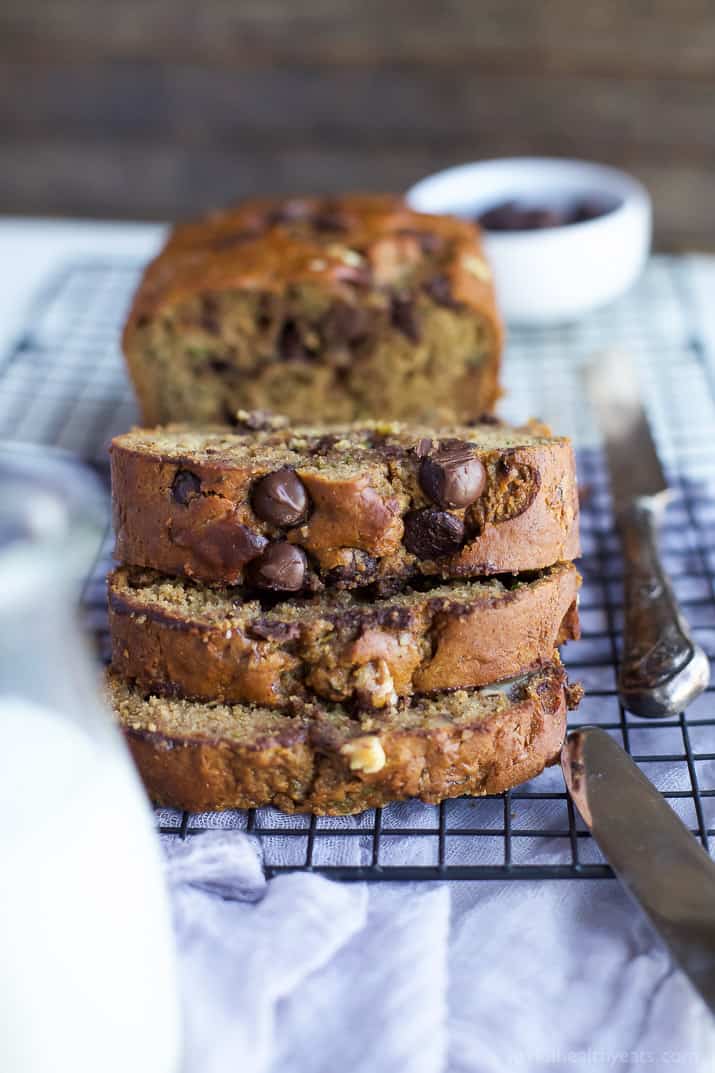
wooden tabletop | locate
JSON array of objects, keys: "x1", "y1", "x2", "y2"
[{"x1": 2, "y1": 0, "x2": 715, "y2": 248}]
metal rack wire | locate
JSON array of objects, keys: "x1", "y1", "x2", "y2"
[{"x1": 4, "y1": 256, "x2": 715, "y2": 880}]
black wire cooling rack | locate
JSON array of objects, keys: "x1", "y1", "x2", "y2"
[{"x1": 4, "y1": 256, "x2": 715, "y2": 881}]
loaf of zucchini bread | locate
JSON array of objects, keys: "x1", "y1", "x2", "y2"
[
  {"x1": 108, "y1": 659, "x2": 581, "y2": 814},
  {"x1": 121, "y1": 195, "x2": 502, "y2": 426},
  {"x1": 110, "y1": 416, "x2": 579, "y2": 593}
]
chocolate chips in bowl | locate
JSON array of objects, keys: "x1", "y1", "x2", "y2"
[{"x1": 478, "y1": 196, "x2": 620, "y2": 233}]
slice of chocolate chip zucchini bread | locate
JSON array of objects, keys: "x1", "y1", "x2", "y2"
[
  {"x1": 108, "y1": 562, "x2": 580, "y2": 707},
  {"x1": 110, "y1": 417, "x2": 580, "y2": 592},
  {"x1": 121, "y1": 194, "x2": 502, "y2": 426},
  {"x1": 108, "y1": 659, "x2": 581, "y2": 814}
]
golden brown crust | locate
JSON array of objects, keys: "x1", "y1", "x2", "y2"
[
  {"x1": 110, "y1": 661, "x2": 573, "y2": 814},
  {"x1": 124, "y1": 196, "x2": 500, "y2": 330},
  {"x1": 110, "y1": 420, "x2": 580, "y2": 589},
  {"x1": 108, "y1": 563, "x2": 581, "y2": 707},
  {"x1": 121, "y1": 194, "x2": 503, "y2": 426}
]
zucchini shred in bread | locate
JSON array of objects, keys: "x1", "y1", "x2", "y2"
[
  {"x1": 110, "y1": 416, "x2": 579, "y2": 594},
  {"x1": 109, "y1": 660, "x2": 582, "y2": 815},
  {"x1": 121, "y1": 195, "x2": 502, "y2": 426},
  {"x1": 109, "y1": 562, "x2": 580, "y2": 707}
]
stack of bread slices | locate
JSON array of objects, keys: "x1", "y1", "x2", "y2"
[
  {"x1": 107, "y1": 416, "x2": 582, "y2": 815},
  {"x1": 106, "y1": 195, "x2": 582, "y2": 815}
]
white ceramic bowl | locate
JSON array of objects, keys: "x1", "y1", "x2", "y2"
[{"x1": 407, "y1": 157, "x2": 652, "y2": 324}]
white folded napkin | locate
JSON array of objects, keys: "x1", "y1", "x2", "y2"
[{"x1": 164, "y1": 831, "x2": 715, "y2": 1073}]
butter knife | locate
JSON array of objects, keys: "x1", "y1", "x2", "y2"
[
  {"x1": 562, "y1": 727, "x2": 715, "y2": 1014},
  {"x1": 585, "y1": 350, "x2": 709, "y2": 717}
]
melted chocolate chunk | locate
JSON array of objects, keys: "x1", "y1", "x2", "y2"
[
  {"x1": 247, "y1": 542, "x2": 307, "y2": 591},
  {"x1": 172, "y1": 517, "x2": 268, "y2": 573},
  {"x1": 125, "y1": 568, "x2": 159, "y2": 589},
  {"x1": 306, "y1": 433, "x2": 342, "y2": 456},
  {"x1": 422, "y1": 274, "x2": 459, "y2": 309},
  {"x1": 390, "y1": 296, "x2": 421, "y2": 342},
  {"x1": 256, "y1": 292, "x2": 281, "y2": 331},
  {"x1": 171, "y1": 470, "x2": 202, "y2": 506},
  {"x1": 266, "y1": 201, "x2": 311, "y2": 227},
  {"x1": 322, "y1": 301, "x2": 372, "y2": 345},
  {"x1": 312, "y1": 207, "x2": 348, "y2": 233},
  {"x1": 209, "y1": 228, "x2": 262, "y2": 251},
  {"x1": 324, "y1": 549, "x2": 379, "y2": 589},
  {"x1": 403, "y1": 508, "x2": 465, "y2": 559},
  {"x1": 200, "y1": 295, "x2": 221, "y2": 335},
  {"x1": 247, "y1": 618, "x2": 302, "y2": 642},
  {"x1": 209, "y1": 358, "x2": 231, "y2": 374},
  {"x1": 468, "y1": 413, "x2": 503, "y2": 427},
  {"x1": 251, "y1": 468, "x2": 309, "y2": 527},
  {"x1": 418, "y1": 441, "x2": 486, "y2": 509},
  {"x1": 278, "y1": 321, "x2": 310, "y2": 361}
]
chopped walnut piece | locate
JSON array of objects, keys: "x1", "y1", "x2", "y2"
[
  {"x1": 340, "y1": 735, "x2": 387, "y2": 774},
  {"x1": 462, "y1": 254, "x2": 492, "y2": 282},
  {"x1": 352, "y1": 659, "x2": 398, "y2": 709}
]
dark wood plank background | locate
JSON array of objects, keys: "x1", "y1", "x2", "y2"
[{"x1": 2, "y1": 0, "x2": 715, "y2": 248}]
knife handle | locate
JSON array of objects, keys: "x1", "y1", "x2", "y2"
[{"x1": 618, "y1": 495, "x2": 709, "y2": 717}]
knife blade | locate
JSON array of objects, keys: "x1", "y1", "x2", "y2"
[
  {"x1": 586, "y1": 348, "x2": 668, "y2": 508},
  {"x1": 584, "y1": 350, "x2": 709, "y2": 716},
  {"x1": 562, "y1": 727, "x2": 715, "y2": 1015}
]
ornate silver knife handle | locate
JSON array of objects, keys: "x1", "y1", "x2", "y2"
[{"x1": 618, "y1": 494, "x2": 709, "y2": 717}]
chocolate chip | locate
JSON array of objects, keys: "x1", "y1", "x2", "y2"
[
  {"x1": 278, "y1": 320, "x2": 309, "y2": 360},
  {"x1": 422, "y1": 274, "x2": 459, "y2": 308},
  {"x1": 312, "y1": 208, "x2": 348, "y2": 233},
  {"x1": 321, "y1": 301, "x2": 372, "y2": 345},
  {"x1": 525, "y1": 208, "x2": 563, "y2": 229},
  {"x1": 210, "y1": 228, "x2": 261, "y2": 251},
  {"x1": 209, "y1": 358, "x2": 231, "y2": 374},
  {"x1": 256, "y1": 292, "x2": 281, "y2": 331},
  {"x1": 125, "y1": 568, "x2": 158, "y2": 589},
  {"x1": 570, "y1": 198, "x2": 615, "y2": 223},
  {"x1": 251, "y1": 468, "x2": 309, "y2": 527},
  {"x1": 403, "y1": 509, "x2": 465, "y2": 559},
  {"x1": 223, "y1": 404, "x2": 243, "y2": 426},
  {"x1": 200, "y1": 295, "x2": 221, "y2": 335},
  {"x1": 266, "y1": 201, "x2": 311, "y2": 227},
  {"x1": 307, "y1": 433, "x2": 341, "y2": 455},
  {"x1": 418, "y1": 441, "x2": 486, "y2": 509},
  {"x1": 479, "y1": 201, "x2": 565, "y2": 232},
  {"x1": 468, "y1": 412, "x2": 502, "y2": 426},
  {"x1": 390, "y1": 295, "x2": 421, "y2": 342},
  {"x1": 324, "y1": 549, "x2": 379, "y2": 588},
  {"x1": 247, "y1": 619, "x2": 302, "y2": 642},
  {"x1": 478, "y1": 202, "x2": 525, "y2": 231},
  {"x1": 171, "y1": 470, "x2": 202, "y2": 506},
  {"x1": 247, "y1": 542, "x2": 307, "y2": 591}
]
